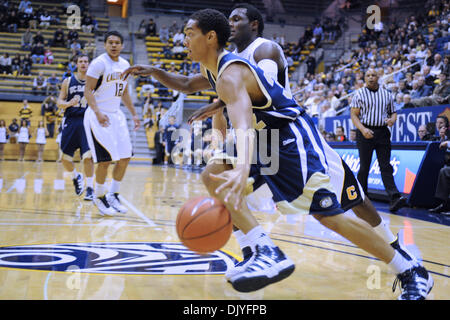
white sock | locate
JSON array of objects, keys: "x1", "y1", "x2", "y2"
[
  {"x1": 245, "y1": 225, "x2": 275, "y2": 248},
  {"x1": 95, "y1": 183, "x2": 105, "y2": 197},
  {"x1": 234, "y1": 230, "x2": 251, "y2": 251},
  {"x1": 109, "y1": 179, "x2": 121, "y2": 194},
  {"x1": 388, "y1": 251, "x2": 413, "y2": 274},
  {"x1": 71, "y1": 169, "x2": 78, "y2": 179},
  {"x1": 374, "y1": 220, "x2": 397, "y2": 244},
  {"x1": 86, "y1": 176, "x2": 94, "y2": 188}
]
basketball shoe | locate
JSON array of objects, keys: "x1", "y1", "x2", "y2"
[
  {"x1": 106, "y1": 192, "x2": 128, "y2": 213},
  {"x1": 225, "y1": 246, "x2": 253, "y2": 281},
  {"x1": 229, "y1": 245, "x2": 295, "y2": 292},
  {"x1": 72, "y1": 173, "x2": 84, "y2": 196},
  {"x1": 392, "y1": 265, "x2": 434, "y2": 300},
  {"x1": 84, "y1": 187, "x2": 94, "y2": 201},
  {"x1": 390, "y1": 233, "x2": 421, "y2": 266},
  {"x1": 94, "y1": 195, "x2": 116, "y2": 216}
]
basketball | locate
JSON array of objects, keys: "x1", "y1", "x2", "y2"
[{"x1": 176, "y1": 196, "x2": 232, "y2": 254}]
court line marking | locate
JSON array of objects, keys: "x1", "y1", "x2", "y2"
[
  {"x1": 5, "y1": 172, "x2": 29, "y2": 193},
  {"x1": 118, "y1": 195, "x2": 157, "y2": 227},
  {"x1": 44, "y1": 272, "x2": 52, "y2": 300}
]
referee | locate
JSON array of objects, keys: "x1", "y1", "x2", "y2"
[{"x1": 350, "y1": 68, "x2": 407, "y2": 212}]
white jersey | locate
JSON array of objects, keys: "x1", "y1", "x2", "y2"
[
  {"x1": 232, "y1": 37, "x2": 291, "y2": 96},
  {"x1": 0, "y1": 127, "x2": 6, "y2": 143},
  {"x1": 36, "y1": 127, "x2": 46, "y2": 144},
  {"x1": 86, "y1": 53, "x2": 130, "y2": 113}
]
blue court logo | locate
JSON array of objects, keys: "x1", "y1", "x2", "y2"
[{"x1": 0, "y1": 242, "x2": 238, "y2": 275}]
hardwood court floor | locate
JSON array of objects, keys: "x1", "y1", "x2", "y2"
[{"x1": 0, "y1": 161, "x2": 448, "y2": 300}]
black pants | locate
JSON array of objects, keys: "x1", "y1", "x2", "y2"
[
  {"x1": 356, "y1": 126, "x2": 401, "y2": 201},
  {"x1": 435, "y1": 166, "x2": 450, "y2": 202}
]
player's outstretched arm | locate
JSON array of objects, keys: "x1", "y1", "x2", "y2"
[
  {"x1": 187, "y1": 99, "x2": 225, "y2": 124},
  {"x1": 121, "y1": 64, "x2": 211, "y2": 94}
]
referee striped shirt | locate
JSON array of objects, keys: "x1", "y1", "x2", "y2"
[{"x1": 350, "y1": 86, "x2": 396, "y2": 127}]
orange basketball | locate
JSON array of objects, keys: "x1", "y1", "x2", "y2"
[{"x1": 176, "y1": 196, "x2": 232, "y2": 254}]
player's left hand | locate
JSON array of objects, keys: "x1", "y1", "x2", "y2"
[
  {"x1": 209, "y1": 167, "x2": 249, "y2": 211},
  {"x1": 132, "y1": 115, "x2": 141, "y2": 130}
]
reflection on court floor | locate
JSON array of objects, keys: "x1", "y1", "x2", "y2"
[{"x1": 0, "y1": 161, "x2": 448, "y2": 300}]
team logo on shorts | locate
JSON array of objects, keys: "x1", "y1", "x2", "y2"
[
  {"x1": 0, "y1": 242, "x2": 237, "y2": 275},
  {"x1": 319, "y1": 196, "x2": 333, "y2": 208}
]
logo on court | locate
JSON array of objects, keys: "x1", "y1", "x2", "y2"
[{"x1": 0, "y1": 242, "x2": 237, "y2": 275}]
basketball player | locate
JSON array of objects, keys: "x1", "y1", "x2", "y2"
[
  {"x1": 187, "y1": 3, "x2": 420, "y2": 282},
  {"x1": 56, "y1": 54, "x2": 95, "y2": 200},
  {"x1": 83, "y1": 31, "x2": 140, "y2": 216},
  {"x1": 122, "y1": 9, "x2": 433, "y2": 299}
]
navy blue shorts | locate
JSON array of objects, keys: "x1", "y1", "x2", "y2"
[{"x1": 60, "y1": 117, "x2": 90, "y2": 158}]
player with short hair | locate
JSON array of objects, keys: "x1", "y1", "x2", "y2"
[
  {"x1": 122, "y1": 9, "x2": 433, "y2": 299},
  {"x1": 83, "y1": 31, "x2": 140, "y2": 216},
  {"x1": 57, "y1": 54, "x2": 95, "y2": 200}
]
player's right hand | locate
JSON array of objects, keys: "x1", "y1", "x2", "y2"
[
  {"x1": 362, "y1": 127, "x2": 374, "y2": 139},
  {"x1": 95, "y1": 111, "x2": 110, "y2": 127},
  {"x1": 69, "y1": 96, "x2": 80, "y2": 106},
  {"x1": 121, "y1": 65, "x2": 153, "y2": 81}
]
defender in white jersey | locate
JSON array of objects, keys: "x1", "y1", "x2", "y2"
[{"x1": 84, "y1": 31, "x2": 140, "y2": 216}]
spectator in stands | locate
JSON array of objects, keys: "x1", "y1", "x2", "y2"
[
  {"x1": 306, "y1": 55, "x2": 316, "y2": 75},
  {"x1": 428, "y1": 139, "x2": 450, "y2": 214},
  {"x1": 430, "y1": 53, "x2": 444, "y2": 77},
  {"x1": 394, "y1": 93, "x2": 404, "y2": 110},
  {"x1": 31, "y1": 42, "x2": 45, "y2": 64},
  {"x1": 0, "y1": 13, "x2": 7, "y2": 32},
  {"x1": 83, "y1": 40, "x2": 96, "y2": 60},
  {"x1": 44, "y1": 46, "x2": 53, "y2": 65},
  {"x1": 153, "y1": 127, "x2": 165, "y2": 165},
  {"x1": 11, "y1": 53, "x2": 21, "y2": 76},
  {"x1": 415, "y1": 76, "x2": 433, "y2": 98},
  {"x1": 33, "y1": 31, "x2": 45, "y2": 46},
  {"x1": 180, "y1": 57, "x2": 191, "y2": 75},
  {"x1": 436, "y1": 115, "x2": 449, "y2": 133},
  {"x1": 162, "y1": 44, "x2": 172, "y2": 59},
  {"x1": 67, "y1": 59, "x2": 77, "y2": 74},
  {"x1": 325, "y1": 132, "x2": 336, "y2": 142},
  {"x1": 0, "y1": 53, "x2": 12, "y2": 75},
  {"x1": 443, "y1": 55, "x2": 450, "y2": 76},
  {"x1": 39, "y1": 10, "x2": 51, "y2": 29},
  {"x1": 46, "y1": 73, "x2": 60, "y2": 96},
  {"x1": 173, "y1": 28, "x2": 184, "y2": 45},
  {"x1": 159, "y1": 25, "x2": 169, "y2": 43},
  {"x1": 41, "y1": 95, "x2": 57, "y2": 138},
  {"x1": 402, "y1": 94, "x2": 415, "y2": 109},
  {"x1": 412, "y1": 72, "x2": 450, "y2": 107},
  {"x1": 169, "y1": 20, "x2": 179, "y2": 37},
  {"x1": 70, "y1": 40, "x2": 82, "y2": 55},
  {"x1": 137, "y1": 19, "x2": 147, "y2": 39},
  {"x1": 146, "y1": 18, "x2": 157, "y2": 37},
  {"x1": 17, "y1": 119, "x2": 30, "y2": 161},
  {"x1": 18, "y1": 1, "x2": 31, "y2": 12},
  {"x1": 172, "y1": 40, "x2": 185, "y2": 60},
  {"x1": 349, "y1": 128, "x2": 357, "y2": 142},
  {"x1": 20, "y1": 53, "x2": 32, "y2": 76},
  {"x1": 8, "y1": 118, "x2": 19, "y2": 144},
  {"x1": 32, "y1": 71, "x2": 47, "y2": 95},
  {"x1": 52, "y1": 28, "x2": 65, "y2": 47},
  {"x1": 81, "y1": 13, "x2": 94, "y2": 34},
  {"x1": 27, "y1": 5, "x2": 37, "y2": 30},
  {"x1": 67, "y1": 29, "x2": 79, "y2": 48},
  {"x1": 19, "y1": 100, "x2": 32, "y2": 127},
  {"x1": 18, "y1": 6, "x2": 29, "y2": 29},
  {"x1": 61, "y1": 68, "x2": 72, "y2": 82},
  {"x1": 143, "y1": 107, "x2": 154, "y2": 130},
  {"x1": 335, "y1": 126, "x2": 347, "y2": 142},
  {"x1": 21, "y1": 27, "x2": 33, "y2": 51},
  {"x1": 7, "y1": 10, "x2": 18, "y2": 33},
  {"x1": 439, "y1": 125, "x2": 450, "y2": 142},
  {"x1": 417, "y1": 124, "x2": 429, "y2": 141}
]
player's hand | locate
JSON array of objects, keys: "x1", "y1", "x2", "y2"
[
  {"x1": 362, "y1": 127, "x2": 374, "y2": 139},
  {"x1": 69, "y1": 96, "x2": 80, "y2": 107},
  {"x1": 440, "y1": 141, "x2": 449, "y2": 149},
  {"x1": 132, "y1": 115, "x2": 141, "y2": 130},
  {"x1": 210, "y1": 166, "x2": 249, "y2": 211},
  {"x1": 187, "y1": 100, "x2": 225, "y2": 125},
  {"x1": 95, "y1": 111, "x2": 110, "y2": 127},
  {"x1": 121, "y1": 65, "x2": 153, "y2": 81}
]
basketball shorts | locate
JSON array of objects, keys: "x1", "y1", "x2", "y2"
[
  {"x1": 208, "y1": 113, "x2": 364, "y2": 216},
  {"x1": 83, "y1": 108, "x2": 132, "y2": 163},
  {"x1": 60, "y1": 117, "x2": 91, "y2": 160}
]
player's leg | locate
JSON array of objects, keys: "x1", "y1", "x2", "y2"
[
  {"x1": 312, "y1": 212, "x2": 433, "y2": 299},
  {"x1": 82, "y1": 154, "x2": 94, "y2": 201},
  {"x1": 105, "y1": 157, "x2": 130, "y2": 213},
  {"x1": 201, "y1": 161, "x2": 295, "y2": 292}
]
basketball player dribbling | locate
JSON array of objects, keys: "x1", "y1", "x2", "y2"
[
  {"x1": 83, "y1": 31, "x2": 140, "y2": 216},
  {"x1": 122, "y1": 9, "x2": 433, "y2": 299},
  {"x1": 56, "y1": 54, "x2": 95, "y2": 200},
  {"x1": 187, "y1": 3, "x2": 421, "y2": 283}
]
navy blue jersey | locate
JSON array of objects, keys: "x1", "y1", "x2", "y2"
[
  {"x1": 65, "y1": 75, "x2": 88, "y2": 118},
  {"x1": 163, "y1": 124, "x2": 180, "y2": 145},
  {"x1": 204, "y1": 51, "x2": 305, "y2": 129}
]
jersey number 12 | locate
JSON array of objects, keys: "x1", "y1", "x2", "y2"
[{"x1": 115, "y1": 83, "x2": 124, "y2": 97}]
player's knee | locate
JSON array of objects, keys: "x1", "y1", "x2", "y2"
[{"x1": 313, "y1": 214, "x2": 341, "y2": 232}]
